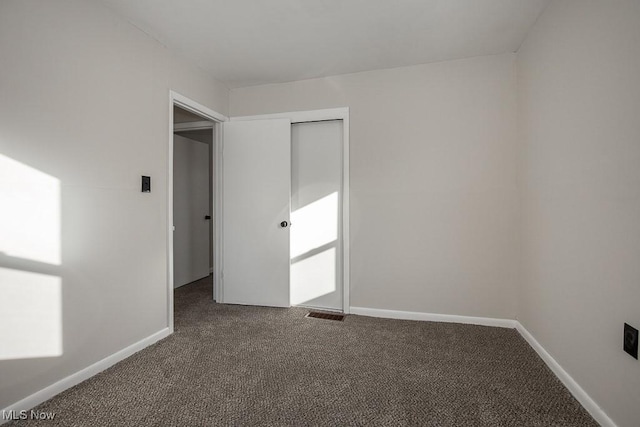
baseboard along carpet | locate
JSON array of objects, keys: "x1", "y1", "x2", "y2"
[{"x1": 9, "y1": 277, "x2": 597, "y2": 426}]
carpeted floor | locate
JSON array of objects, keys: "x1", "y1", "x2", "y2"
[{"x1": 10, "y1": 276, "x2": 597, "y2": 426}]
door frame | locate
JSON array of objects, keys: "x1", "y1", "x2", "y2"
[
  {"x1": 231, "y1": 108, "x2": 351, "y2": 313},
  {"x1": 168, "y1": 91, "x2": 227, "y2": 332}
]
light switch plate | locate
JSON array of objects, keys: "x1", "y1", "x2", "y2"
[
  {"x1": 624, "y1": 323, "x2": 638, "y2": 359},
  {"x1": 142, "y1": 176, "x2": 151, "y2": 193}
]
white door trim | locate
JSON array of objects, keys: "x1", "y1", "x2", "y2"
[
  {"x1": 169, "y1": 91, "x2": 227, "y2": 332},
  {"x1": 232, "y1": 108, "x2": 351, "y2": 313}
]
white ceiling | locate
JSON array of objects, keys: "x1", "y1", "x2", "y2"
[{"x1": 99, "y1": 0, "x2": 550, "y2": 88}]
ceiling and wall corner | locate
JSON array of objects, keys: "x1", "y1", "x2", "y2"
[{"x1": 97, "y1": 0, "x2": 551, "y2": 88}]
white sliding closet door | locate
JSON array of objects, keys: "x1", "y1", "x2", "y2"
[
  {"x1": 222, "y1": 119, "x2": 291, "y2": 307},
  {"x1": 290, "y1": 120, "x2": 343, "y2": 311}
]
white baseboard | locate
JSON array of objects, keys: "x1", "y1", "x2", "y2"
[
  {"x1": 1, "y1": 328, "x2": 171, "y2": 425},
  {"x1": 515, "y1": 323, "x2": 616, "y2": 427},
  {"x1": 2, "y1": 313, "x2": 616, "y2": 427},
  {"x1": 350, "y1": 306, "x2": 615, "y2": 426},
  {"x1": 350, "y1": 306, "x2": 517, "y2": 328}
]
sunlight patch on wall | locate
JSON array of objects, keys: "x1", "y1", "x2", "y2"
[
  {"x1": 0, "y1": 154, "x2": 61, "y2": 265},
  {"x1": 290, "y1": 192, "x2": 338, "y2": 259},
  {"x1": 290, "y1": 247, "x2": 336, "y2": 306},
  {"x1": 0, "y1": 268, "x2": 62, "y2": 360}
]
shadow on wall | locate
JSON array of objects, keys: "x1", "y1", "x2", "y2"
[
  {"x1": 0, "y1": 154, "x2": 62, "y2": 361},
  {"x1": 290, "y1": 191, "x2": 338, "y2": 305}
]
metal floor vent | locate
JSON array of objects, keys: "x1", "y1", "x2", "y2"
[{"x1": 306, "y1": 311, "x2": 345, "y2": 321}]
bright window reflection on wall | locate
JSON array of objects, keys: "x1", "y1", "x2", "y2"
[
  {"x1": 0, "y1": 154, "x2": 61, "y2": 265},
  {"x1": 0, "y1": 269, "x2": 62, "y2": 360},
  {"x1": 291, "y1": 247, "x2": 336, "y2": 305},
  {"x1": 290, "y1": 191, "x2": 339, "y2": 305},
  {"x1": 0, "y1": 153, "x2": 63, "y2": 360},
  {"x1": 290, "y1": 192, "x2": 338, "y2": 258}
]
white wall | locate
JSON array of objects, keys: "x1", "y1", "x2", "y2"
[
  {"x1": 231, "y1": 54, "x2": 520, "y2": 319},
  {"x1": 517, "y1": 1, "x2": 640, "y2": 426},
  {"x1": 6, "y1": 1, "x2": 635, "y2": 423},
  {"x1": 0, "y1": 0, "x2": 228, "y2": 409},
  {"x1": 173, "y1": 134, "x2": 210, "y2": 288}
]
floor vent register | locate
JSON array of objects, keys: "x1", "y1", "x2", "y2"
[{"x1": 306, "y1": 311, "x2": 345, "y2": 321}]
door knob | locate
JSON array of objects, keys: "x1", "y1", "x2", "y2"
[
  {"x1": 205, "y1": 215, "x2": 211, "y2": 220},
  {"x1": 280, "y1": 221, "x2": 289, "y2": 228}
]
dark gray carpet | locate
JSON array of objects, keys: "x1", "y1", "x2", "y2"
[{"x1": 11, "y1": 277, "x2": 597, "y2": 426}]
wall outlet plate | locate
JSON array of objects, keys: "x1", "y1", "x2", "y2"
[{"x1": 624, "y1": 323, "x2": 638, "y2": 359}]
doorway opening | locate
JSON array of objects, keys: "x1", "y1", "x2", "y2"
[
  {"x1": 168, "y1": 92, "x2": 226, "y2": 332},
  {"x1": 172, "y1": 106, "x2": 214, "y2": 298},
  {"x1": 168, "y1": 100, "x2": 349, "y2": 331}
]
